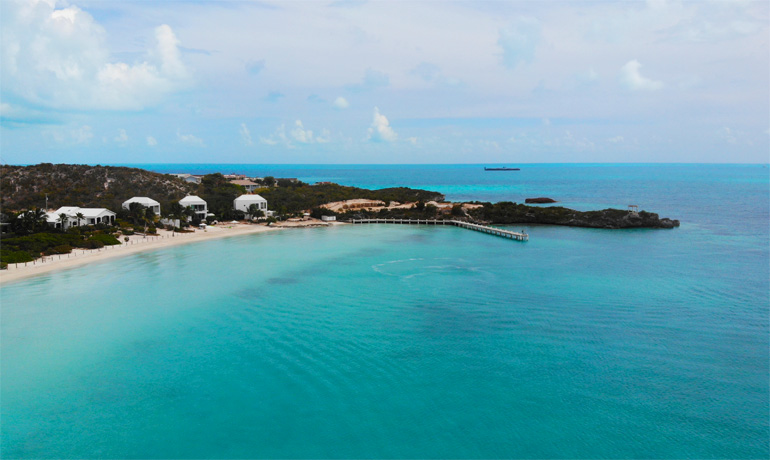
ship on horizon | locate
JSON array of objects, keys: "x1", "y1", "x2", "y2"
[{"x1": 484, "y1": 166, "x2": 520, "y2": 171}]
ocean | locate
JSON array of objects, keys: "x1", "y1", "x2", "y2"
[{"x1": 2, "y1": 164, "x2": 768, "y2": 458}]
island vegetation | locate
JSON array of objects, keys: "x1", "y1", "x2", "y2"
[{"x1": 0, "y1": 163, "x2": 679, "y2": 268}]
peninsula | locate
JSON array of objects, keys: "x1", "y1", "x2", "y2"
[{"x1": 0, "y1": 164, "x2": 680, "y2": 274}]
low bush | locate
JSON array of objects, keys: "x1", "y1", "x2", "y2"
[
  {"x1": 82, "y1": 239, "x2": 105, "y2": 249},
  {"x1": 43, "y1": 245, "x2": 73, "y2": 255},
  {"x1": 88, "y1": 233, "x2": 121, "y2": 246},
  {"x1": 0, "y1": 249, "x2": 34, "y2": 264}
]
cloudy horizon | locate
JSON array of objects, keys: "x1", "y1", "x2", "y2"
[{"x1": 1, "y1": 0, "x2": 768, "y2": 164}]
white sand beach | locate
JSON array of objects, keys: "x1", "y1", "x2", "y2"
[{"x1": 0, "y1": 223, "x2": 282, "y2": 286}]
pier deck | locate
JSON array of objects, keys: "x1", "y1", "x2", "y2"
[{"x1": 350, "y1": 218, "x2": 528, "y2": 241}]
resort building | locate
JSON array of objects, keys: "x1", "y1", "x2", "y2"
[
  {"x1": 234, "y1": 194, "x2": 268, "y2": 216},
  {"x1": 46, "y1": 206, "x2": 117, "y2": 229},
  {"x1": 179, "y1": 195, "x2": 208, "y2": 220},
  {"x1": 172, "y1": 173, "x2": 202, "y2": 184},
  {"x1": 230, "y1": 179, "x2": 260, "y2": 193},
  {"x1": 122, "y1": 197, "x2": 161, "y2": 216}
]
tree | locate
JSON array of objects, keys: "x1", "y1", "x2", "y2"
[
  {"x1": 58, "y1": 213, "x2": 69, "y2": 230},
  {"x1": 166, "y1": 202, "x2": 186, "y2": 233},
  {"x1": 247, "y1": 204, "x2": 264, "y2": 220},
  {"x1": 75, "y1": 212, "x2": 85, "y2": 227},
  {"x1": 127, "y1": 202, "x2": 146, "y2": 226},
  {"x1": 263, "y1": 176, "x2": 276, "y2": 187},
  {"x1": 265, "y1": 216, "x2": 277, "y2": 226}
]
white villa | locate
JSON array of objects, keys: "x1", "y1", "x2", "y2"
[
  {"x1": 172, "y1": 173, "x2": 202, "y2": 184},
  {"x1": 122, "y1": 197, "x2": 161, "y2": 215},
  {"x1": 234, "y1": 194, "x2": 268, "y2": 217},
  {"x1": 230, "y1": 179, "x2": 260, "y2": 193},
  {"x1": 46, "y1": 206, "x2": 117, "y2": 229},
  {"x1": 179, "y1": 195, "x2": 208, "y2": 220}
]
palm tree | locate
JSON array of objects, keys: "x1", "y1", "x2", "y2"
[
  {"x1": 247, "y1": 204, "x2": 264, "y2": 220},
  {"x1": 75, "y1": 212, "x2": 84, "y2": 227},
  {"x1": 58, "y1": 213, "x2": 69, "y2": 230},
  {"x1": 165, "y1": 202, "x2": 186, "y2": 234}
]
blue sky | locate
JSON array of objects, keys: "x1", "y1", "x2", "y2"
[{"x1": 1, "y1": 0, "x2": 768, "y2": 164}]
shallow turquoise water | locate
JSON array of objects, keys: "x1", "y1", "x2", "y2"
[{"x1": 2, "y1": 165, "x2": 768, "y2": 458}]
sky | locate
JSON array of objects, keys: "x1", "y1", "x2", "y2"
[{"x1": 1, "y1": 0, "x2": 768, "y2": 164}]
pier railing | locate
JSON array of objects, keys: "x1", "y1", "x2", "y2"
[{"x1": 350, "y1": 218, "x2": 528, "y2": 241}]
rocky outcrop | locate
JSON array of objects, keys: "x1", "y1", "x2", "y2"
[
  {"x1": 525, "y1": 197, "x2": 557, "y2": 203},
  {"x1": 469, "y1": 202, "x2": 680, "y2": 229}
]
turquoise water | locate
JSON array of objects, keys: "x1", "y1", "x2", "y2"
[{"x1": 2, "y1": 165, "x2": 768, "y2": 458}]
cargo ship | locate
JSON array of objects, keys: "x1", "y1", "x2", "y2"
[{"x1": 484, "y1": 167, "x2": 520, "y2": 171}]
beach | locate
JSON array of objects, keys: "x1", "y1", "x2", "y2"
[{"x1": 0, "y1": 223, "x2": 284, "y2": 286}]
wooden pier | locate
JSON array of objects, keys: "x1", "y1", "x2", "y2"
[{"x1": 350, "y1": 218, "x2": 528, "y2": 241}]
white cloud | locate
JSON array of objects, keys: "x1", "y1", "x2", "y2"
[
  {"x1": 73, "y1": 125, "x2": 93, "y2": 144},
  {"x1": 260, "y1": 124, "x2": 291, "y2": 147},
  {"x1": 367, "y1": 107, "x2": 397, "y2": 142},
  {"x1": 291, "y1": 120, "x2": 313, "y2": 143},
  {"x1": 333, "y1": 97, "x2": 349, "y2": 109},
  {"x1": 177, "y1": 129, "x2": 204, "y2": 147},
  {"x1": 239, "y1": 123, "x2": 253, "y2": 146},
  {"x1": 407, "y1": 137, "x2": 418, "y2": 145},
  {"x1": 146, "y1": 136, "x2": 157, "y2": 146},
  {"x1": 718, "y1": 126, "x2": 737, "y2": 144},
  {"x1": 1, "y1": 1, "x2": 189, "y2": 110},
  {"x1": 316, "y1": 129, "x2": 332, "y2": 144},
  {"x1": 620, "y1": 60, "x2": 663, "y2": 91},
  {"x1": 607, "y1": 136, "x2": 624, "y2": 143},
  {"x1": 114, "y1": 128, "x2": 128, "y2": 143},
  {"x1": 498, "y1": 17, "x2": 541, "y2": 69}
]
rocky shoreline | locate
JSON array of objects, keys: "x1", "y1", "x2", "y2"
[{"x1": 468, "y1": 203, "x2": 680, "y2": 229}]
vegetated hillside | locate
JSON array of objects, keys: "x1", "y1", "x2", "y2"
[
  {"x1": 468, "y1": 202, "x2": 680, "y2": 229},
  {"x1": 1, "y1": 163, "x2": 197, "y2": 212},
  {"x1": 257, "y1": 182, "x2": 445, "y2": 214}
]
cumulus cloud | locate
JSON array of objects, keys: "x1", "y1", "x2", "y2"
[
  {"x1": 607, "y1": 135, "x2": 624, "y2": 143},
  {"x1": 498, "y1": 17, "x2": 541, "y2": 68},
  {"x1": 620, "y1": 60, "x2": 663, "y2": 91},
  {"x1": 717, "y1": 126, "x2": 737, "y2": 144},
  {"x1": 367, "y1": 107, "x2": 397, "y2": 142},
  {"x1": 147, "y1": 136, "x2": 157, "y2": 146},
  {"x1": 316, "y1": 129, "x2": 332, "y2": 143},
  {"x1": 239, "y1": 123, "x2": 253, "y2": 146},
  {"x1": 114, "y1": 128, "x2": 128, "y2": 143},
  {"x1": 1, "y1": 0, "x2": 189, "y2": 110},
  {"x1": 73, "y1": 125, "x2": 93, "y2": 144},
  {"x1": 333, "y1": 97, "x2": 349, "y2": 109},
  {"x1": 259, "y1": 124, "x2": 286, "y2": 146},
  {"x1": 177, "y1": 129, "x2": 204, "y2": 147},
  {"x1": 259, "y1": 120, "x2": 332, "y2": 146},
  {"x1": 291, "y1": 120, "x2": 313, "y2": 143}
]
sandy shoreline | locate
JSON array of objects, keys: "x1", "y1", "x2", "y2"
[
  {"x1": 0, "y1": 220, "x2": 351, "y2": 286},
  {"x1": 0, "y1": 223, "x2": 286, "y2": 286}
]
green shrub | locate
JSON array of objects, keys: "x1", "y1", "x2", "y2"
[
  {"x1": 82, "y1": 239, "x2": 105, "y2": 249},
  {"x1": 147, "y1": 226, "x2": 157, "y2": 234},
  {"x1": 0, "y1": 249, "x2": 34, "y2": 264},
  {"x1": 43, "y1": 245, "x2": 73, "y2": 255},
  {"x1": 88, "y1": 233, "x2": 120, "y2": 246},
  {"x1": 123, "y1": 229, "x2": 134, "y2": 235}
]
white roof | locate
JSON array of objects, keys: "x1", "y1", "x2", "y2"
[
  {"x1": 234, "y1": 194, "x2": 267, "y2": 203},
  {"x1": 49, "y1": 206, "x2": 115, "y2": 220},
  {"x1": 123, "y1": 196, "x2": 160, "y2": 207},
  {"x1": 179, "y1": 195, "x2": 206, "y2": 205}
]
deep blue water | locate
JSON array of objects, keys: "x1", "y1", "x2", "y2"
[{"x1": 2, "y1": 164, "x2": 768, "y2": 458}]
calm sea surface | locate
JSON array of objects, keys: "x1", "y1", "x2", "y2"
[{"x1": 2, "y1": 164, "x2": 768, "y2": 458}]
